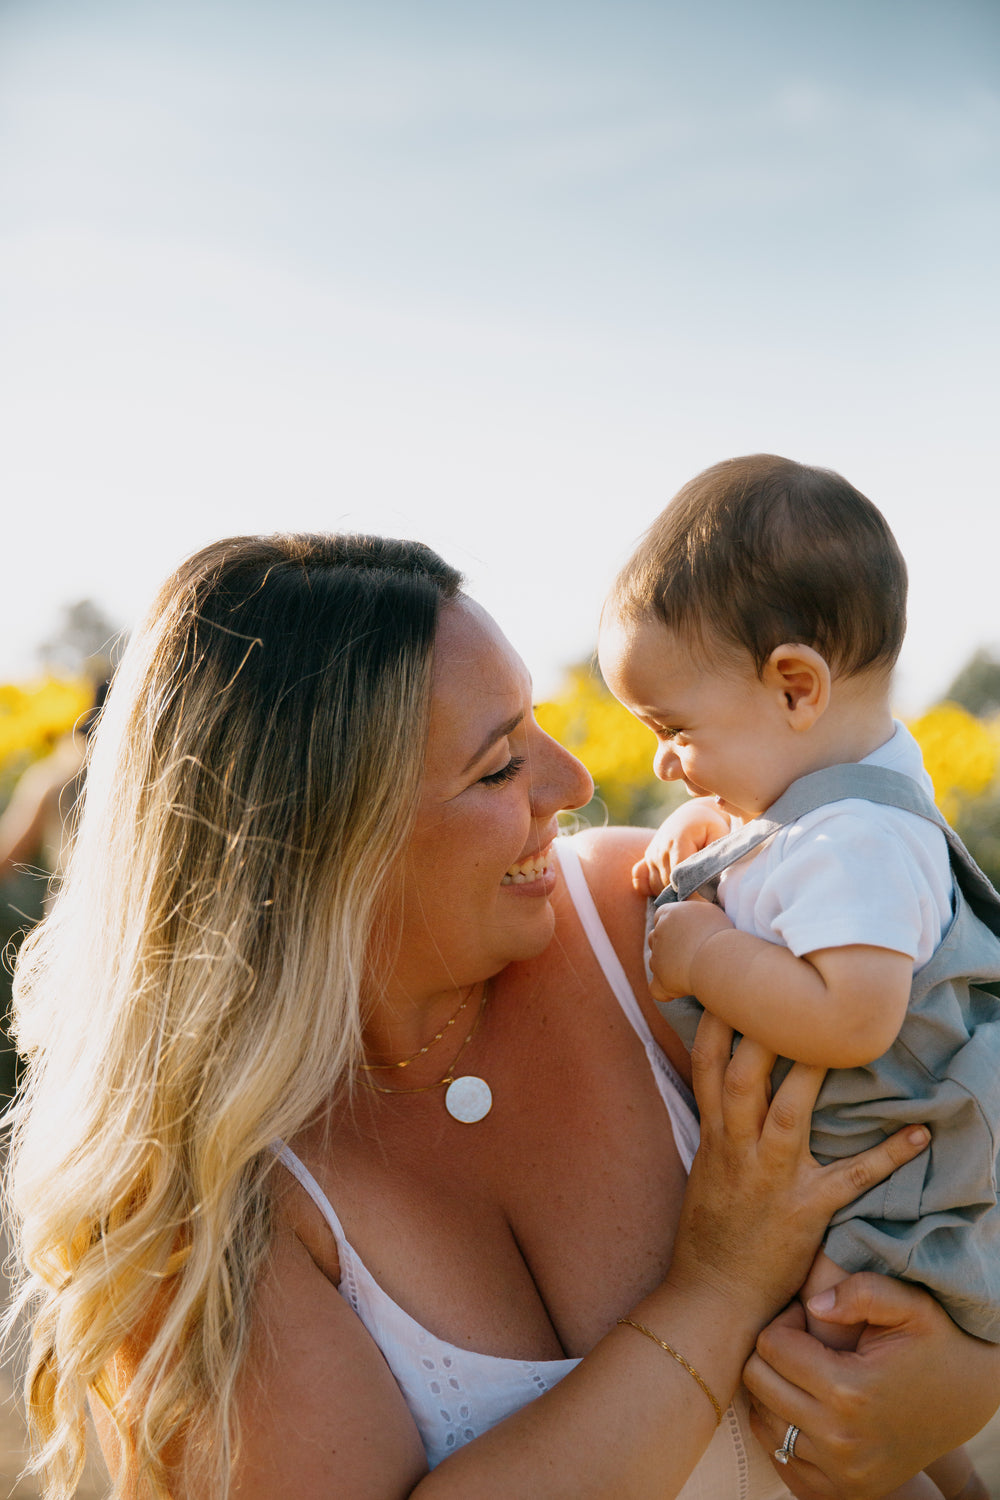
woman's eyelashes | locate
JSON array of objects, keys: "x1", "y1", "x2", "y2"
[{"x1": 479, "y1": 754, "x2": 526, "y2": 788}]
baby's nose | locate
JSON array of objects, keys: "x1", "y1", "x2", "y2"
[{"x1": 653, "y1": 743, "x2": 681, "y2": 782}]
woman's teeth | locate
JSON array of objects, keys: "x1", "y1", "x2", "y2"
[{"x1": 502, "y1": 852, "x2": 551, "y2": 885}]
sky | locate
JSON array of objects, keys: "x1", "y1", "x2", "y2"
[{"x1": 0, "y1": 0, "x2": 997, "y2": 711}]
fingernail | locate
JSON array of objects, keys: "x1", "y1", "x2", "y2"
[
  {"x1": 907, "y1": 1126, "x2": 930, "y2": 1147},
  {"x1": 807, "y1": 1289, "x2": 836, "y2": 1314}
]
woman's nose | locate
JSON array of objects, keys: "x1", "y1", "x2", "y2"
[{"x1": 531, "y1": 733, "x2": 594, "y2": 815}]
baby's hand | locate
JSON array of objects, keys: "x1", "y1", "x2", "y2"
[
  {"x1": 632, "y1": 797, "x2": 732, "y2": 897},
  {"x1": 648, "y1": 897, "x2": 735, "y2": 1002}
]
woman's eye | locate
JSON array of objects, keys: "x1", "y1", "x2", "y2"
[{"x1": 479, "y1": 755, "x2": 526, "y2": 787}]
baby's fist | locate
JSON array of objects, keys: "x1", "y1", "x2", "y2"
[
  {"x1": 648, "y1": 897, "x2": 734, "y2": 1002},
  {"x1": 633, "y1": 797, "x2": 731, "y2": 897}
]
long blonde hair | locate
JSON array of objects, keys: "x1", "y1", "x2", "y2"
[{"x1": 5, "y1": 533, "x2": 463, "y2": 1498}]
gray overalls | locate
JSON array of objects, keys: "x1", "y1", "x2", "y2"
[{"x1": 655, "y1": 762, "x2": 1000, "y2": 1341}]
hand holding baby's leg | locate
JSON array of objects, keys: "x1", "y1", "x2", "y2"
[
  {"x1": 800, "y1": 1250, "x2": 863, "y2": 1350},
  {"x1": 801, "y1": 1264, "x2": 988, "y2": 1500}
]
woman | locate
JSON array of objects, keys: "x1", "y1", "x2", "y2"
[{"x1": 7, "y1": 533, "x2": 998, "y2": 1499}]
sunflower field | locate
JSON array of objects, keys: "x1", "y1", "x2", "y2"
[{"x1": 0, "y1": 677, "x2": 93, "y2": 799}]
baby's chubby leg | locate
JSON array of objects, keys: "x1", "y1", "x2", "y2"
[
  {"x1": 924, "y1": 1450, "x2": 990, "y2": 1500},
  {"x1": 878, "y1": 1451, "x2": 992, "y2": 1500}
]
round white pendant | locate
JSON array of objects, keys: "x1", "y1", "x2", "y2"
[{"x1": 445, "y1": 1075, "x2": 492, "y2": 1123}]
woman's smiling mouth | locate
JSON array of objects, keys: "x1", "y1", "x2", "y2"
[{"x1": 502, "y1": 847, "x2": 554, "y2": 885}]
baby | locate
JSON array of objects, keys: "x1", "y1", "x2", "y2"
[{"x1": 599, "y1": 454, "x2": 1000, "y2": 1500}]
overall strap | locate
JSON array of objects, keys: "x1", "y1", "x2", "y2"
[{"x1": 655, "y1": 763, "x2": 1000, "y2": 938}]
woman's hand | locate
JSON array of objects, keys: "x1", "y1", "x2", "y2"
[
  {"x1": 632, "y1": 797, "x2": 731, "y2": 896},
  {"x1": 743, "y1": 1275, "x2": 1000, "y2": 1498},
  {"x1": 666, "y1": 1014, "x2": 932, "y2": 1333}
]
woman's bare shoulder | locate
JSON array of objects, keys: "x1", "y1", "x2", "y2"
[
  {"x1": 568, "y1": 824, "x2": 653, "y2": 889},
  {"x1": 222, "y1": 1223, "x2": 427, "y2": 1499},
  {"x1": 271, "y1": 1144, "x2": 343, "y2": 1285},
  {"x1": 92, "y1": 1165, "x2": 423, "y2": 1500}
]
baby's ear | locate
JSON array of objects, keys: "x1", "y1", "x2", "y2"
[{"x1": 764, "y1": 644, "x2": 831, "y2": 730}]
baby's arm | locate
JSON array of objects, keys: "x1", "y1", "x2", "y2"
[
  {"x1": 649, "y1": 904, "x2": 912, "y2": 1068},
  {"x1": 632, "y1": 797, "x2": 732, "y2": 896}
]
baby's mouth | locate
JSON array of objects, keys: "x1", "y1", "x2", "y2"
[{"x1": 502, "y1": 849, "x2": 553, "y2": 885}]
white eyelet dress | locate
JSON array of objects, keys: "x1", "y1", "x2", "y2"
[{"x1": 276, "y1": 837, "x2": 791, "y2": 1498}]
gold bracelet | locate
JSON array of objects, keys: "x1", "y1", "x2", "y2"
[{"x1": 616, "y1": 1317, "x2": 724, "y2": 1427}]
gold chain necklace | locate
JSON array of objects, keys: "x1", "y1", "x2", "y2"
[
  {"x1": 358, "y1": 982, "x2": 492, "y2": 1123},
  {"x1": 359, "y1": 984, "x2": 475, "y2": 1072}
]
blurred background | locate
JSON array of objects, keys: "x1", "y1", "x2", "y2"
[
  {"x1": 0, "y1": 0, "x2": 999, "y2": 1485},
  {"x1": 1, "y1": 0, "x2": 998, "y2": 699}
]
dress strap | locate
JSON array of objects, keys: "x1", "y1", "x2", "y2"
[
  {"x1": 555, "y1": 838, "x2": 698, "y2": 1169},
  {"x1": 556, "y1": 837, "x2": 656, "y2": 1044},
  {"x1": 270, "y1": 1140, "x2": 349, "y2": 1243}
]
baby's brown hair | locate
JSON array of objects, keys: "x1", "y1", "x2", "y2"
[{"x1": 610, "y1": 454, "x2": 907, "y2": 679}]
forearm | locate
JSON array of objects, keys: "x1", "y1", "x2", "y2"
[
  {"x1": 417, "y1": 1279, "x2": 762, "y2": 1498},
  {"x1": 687, "y1": 933, "x2": 900, "y2": 1068},
  {"x1": 685, "y1": 932, "x2": 838, "y2": 1062},
  {"x1": 0, "y1": 802, "x2": 46, "y2": 871}
]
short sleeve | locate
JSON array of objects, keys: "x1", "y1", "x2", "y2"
[{"x1": 750, "y1": 810, "x2": 940, "y2": 960}]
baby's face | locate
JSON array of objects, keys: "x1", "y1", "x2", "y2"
[{"x1": 598, "y1": 612, "x2": 802, "y2": 821}]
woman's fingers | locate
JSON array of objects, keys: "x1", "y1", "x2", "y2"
[
  {"x1": 696, "y1": 1032, "x2": 931, "y2": 1254},
  {"x1": 687, "y1": 1010, "x2": 736, "y2": 1126},
  {"x1": 804, "y1": 1268, "x2": 915, "y2": 1332},
  {"x1": 721, "y1": 1034, "x2": 782, "y2": 1141},
  {"x1": 814, "y1": 1124, "x2": 930, "y2": 1218},
  {"x1": 744, "y1": 1313, "x2": 852, "y2": 1498},
  {"x1": 693, "y1": 1020, "x2": 829, "y2": 1152},
  {"x1": 752, "y1": 1056, "x2": 825, "y2": 1153},
  {"x1": 746, "y1": 1407, "x2": 834, "y2": 1500},
  {"x1": 696, "y1": 1030, "x2": 929, "y2": 1213},
  {"x1": 686, "y1": 1030, "x2": 935, "y2": 1346},
  {"x1": 744, "y1": 1306, "x2": 827, "y2": 1432},
  {"x1": 744, "y1": 1273, "x2": 1000, "y2": 1498},
  {"x1": 691, "y1": 1016, "x2": 784, "y2": 1140}
]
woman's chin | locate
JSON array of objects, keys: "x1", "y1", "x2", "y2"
[{"x1": 495, "y1": 895, "x2": 557, "y2": 961}]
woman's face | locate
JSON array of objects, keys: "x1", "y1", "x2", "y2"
[{"x1": 383, "y1": 597, "x2": 594, "y2": 1003}]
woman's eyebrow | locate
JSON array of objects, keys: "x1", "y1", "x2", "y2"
[{"x1": 461, "y1": 711, "x2": 524, "y2": 774}]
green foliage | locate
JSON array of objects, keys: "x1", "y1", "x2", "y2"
[
  {"x1": 944, "y1": 649, "x2": 1000, "y2": 721},
  {"x1": 37, "y1": 597, "x2": 121, "y2": 679},
  {"x1": 953, "y1": 792, "x2": 1000, "y2": 892}
]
